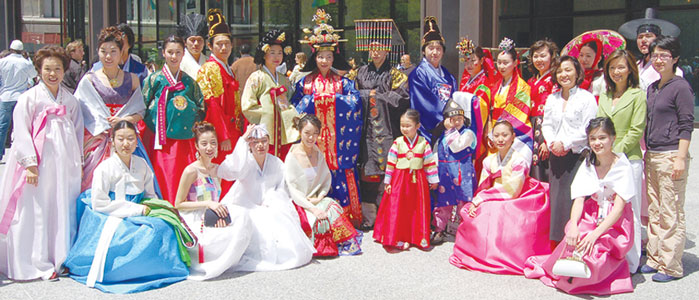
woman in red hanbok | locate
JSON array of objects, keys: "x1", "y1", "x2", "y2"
[
  {"x1": 526, "y1": 39, "x2": 559, "y2": 182},
  {"x1": 525, "y1": 117, "x2": 634, "y2": 295}
]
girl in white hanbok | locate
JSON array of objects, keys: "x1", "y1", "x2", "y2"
[
  {"x1": 64, "y1": 121, "x2": 190, "y2": 293},
  {"x1": 0, "y1": 46, "x2": 83, "y2": 281},
  {"x1": 175, "y1": 121, "x2": 252, "y2": 280},
  {"x1": 219, "y1": 124, "x2": 314, "y2": 271}
]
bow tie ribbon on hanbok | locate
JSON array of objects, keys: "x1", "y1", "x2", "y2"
[
  {"x1": 155, "y1": 81, "x2": 185, "y2": 150},
  {"x1": 0, "y1": 104, "x2": 66, "y2": 234}
]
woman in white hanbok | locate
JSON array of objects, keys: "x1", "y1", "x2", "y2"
[
  {"x1": 175, "y1": 122, "x2": 252, "y2": 280},
  {"x1": 0, "y1": 46, "x2": 83, "y2": 281},
  {"x1": 219, "y1": 124, "x2": 314, "y2": 271}
]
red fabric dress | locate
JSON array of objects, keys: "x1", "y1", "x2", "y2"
[
  {"x1": 373, "y1": 136, "x2": 438, "y2": 249},
  {"x1": 197, "y1": 56, "x2": 243, "y2": 195}
]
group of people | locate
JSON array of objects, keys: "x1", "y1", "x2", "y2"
[{"x1": 0, "y1": 6, "x2": 693, "y2": 296}]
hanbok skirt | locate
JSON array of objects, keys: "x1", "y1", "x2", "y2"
[
  {"x1": 141, "y1": 128, "x2": 196, "y2": 204},
  {"x1": 296, "y1": 197, "x2": 361, "y2": 256},
  {"x1": 373, "y1": 168, "x2": 431, "y2": 248},
  {"x1": 0, "y1": 119, "x2": 82, "y2": 280},
  {"x1": 64, "y1": 191, "x2": 188, "y2": 294},
  {"x1": 524, "y1": 198, "x2": 634, "y2": 295},
  {"x1": 181, "y1": 207, "x2": 252, "y2": 280},
  {"x1": 231, "y1": 190, "x2": 315, "y2": 271},
  {"x1": 450, "y1": 177, "x2": 551, "y2": 275}
]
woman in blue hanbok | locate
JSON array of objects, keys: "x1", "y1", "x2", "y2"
[{"x1": 64, "y1": 121, "x2": 190, "y2": 293}]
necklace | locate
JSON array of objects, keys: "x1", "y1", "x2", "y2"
[{"x1": 103, "y1": 68, "x2": 120, "y2": 87}]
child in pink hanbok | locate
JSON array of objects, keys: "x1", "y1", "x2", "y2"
[{"x1": 524, "y1": 117, "x2": 635, "y2": 295}]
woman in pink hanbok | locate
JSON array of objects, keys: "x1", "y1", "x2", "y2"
[
  {"x1": 524, "y1": 117, "x2": 635, "y2": 295},
  {"x1": 450, "y1": 120, "x2": 550, "y2": 275},
  {"x1": 0, "y1": 46, "x2": 83, "y2": 281}
]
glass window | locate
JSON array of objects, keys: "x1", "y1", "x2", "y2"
[
  {"x1": 573, "y1": 14, "x2": 625, "y2": 36},
  {"x1": 534, "y1": 0, "x2": 571, "y2": 16},
  {"x1": 499, "y1": 18, "x2": 530, "y2": 45},
  {"x1": 21, "y1": 0, "x2": 62, "y2": 53},
  {"x1": 499, "y1": 0, "x2": 530, "y2": 16},
  {"x1": 573, "y1": 0, "x2": 624, "y2": 11},
  {"x1": 532, "y1": 17, "x2": 572, "y2": 51}
]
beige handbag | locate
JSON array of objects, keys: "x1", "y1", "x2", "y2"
[{"x1": 552, "y1": 250, "x2": 591, "y2": 278}]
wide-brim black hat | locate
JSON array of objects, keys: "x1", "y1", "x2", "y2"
[
  {"x1": 254, "y1": 29, "x2": 293, "y2": 65},
  {"x1": 176, "y1": 13, "x2": 208, "y2": 40},
  {"x1": 618, "y1": 8, "x2": 680, "y2": 39}
]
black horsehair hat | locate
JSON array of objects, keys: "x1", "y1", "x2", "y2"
[
  {"x1": 422, "y1": 16, "x2": 445, "y2": 49},
  {"x1": 176, "y1": 13, "x2": 208, "y2": 40}
]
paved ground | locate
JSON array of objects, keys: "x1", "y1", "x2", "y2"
[{"x1": 1, "y1": 132, "x2": 698, "y2": 299}]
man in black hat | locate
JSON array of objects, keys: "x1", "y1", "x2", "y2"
[
  {"x1": 619, "y1": 8, "x2": 683, "y2": 91},
  {"x1": 177, "y1": 13, "x2": 209, "y2": 79}
]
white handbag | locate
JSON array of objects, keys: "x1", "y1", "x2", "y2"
[{"x1": 552, "y1": 250, "x2": 591, "y2": 278}]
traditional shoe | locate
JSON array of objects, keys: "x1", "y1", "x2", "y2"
[
  {"x1": 430, "y1": 231, "x2": 446, "y2": 245},
  {"x1": 652, "y1": 272, "x2": 679, "y2": 282},
  {"x1": 396, "y1": 241, "x2": 410, "y2": 250},
  {"x1": 639, "y1": 264, "x2": 657, "y2": 274},
  {"x1": 47, "y1": 272, "x2": 59, "y2": 282},
  {"x1": 358, "y1": 222, "x2": 373, "y2": 232}
]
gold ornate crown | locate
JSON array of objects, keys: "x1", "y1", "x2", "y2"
[
  {"x1": 456, "y1": 37, "x2": 475, "y2": 61},
  {"x1": 299, "y1": 9, "x2": 347, "y2": 52}
]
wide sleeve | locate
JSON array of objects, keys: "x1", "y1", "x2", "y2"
[
  {"x1": 383, "y1": 140, "x2": 399, "y2": 185},
  {"x1": 11, "y1": 93, "x2": 38, "y2": 168},
  {"x1": 290, "y1": 77, "x2": 315, "y2": 114},
  {"x1": 141, "y1": 72, "x2": 158, "y2": 110},
  {"x1": 284, "y1": 154, "x2": 314, "y2": 210},
  {"x1": 241, "y1": 72, "x2": 265, "y2": 124},
  {"x1": 444, "y1": 128, "x2": 476, "y2": 154},
  {"x1": 423, "y1": 141, "x2": 439, "y2": 184},
  {"x1": 197, "y1": 63, "x2": 224, "y2": 100},
  {"x1": 90, "y1": 163, "x2": 145, "y2": 218},
  {"x1": 570, "y1": 162, "x2": 597, "y2": 200},
  {"x1": 69, "y1": 94, "x2": 85, "y2": 154},
  {"x1": 217, "y1": 138, "x2": 255, "y2": 181},
  {"x1": 614, "y1": 91, "x2": 647, "y2": 155},
  {"x1": 377, "y1": 69, "x2": 410, "y2": 109}
]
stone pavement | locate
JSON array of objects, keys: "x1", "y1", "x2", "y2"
[{"x1": 1, "y1": 132, "x2": 698, "y2": 300}]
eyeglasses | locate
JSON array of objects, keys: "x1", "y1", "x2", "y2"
[{"x1": 650, "y1": 53, "x2": 673, "y2": 60}]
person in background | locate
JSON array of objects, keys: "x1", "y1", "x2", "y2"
[
  {"x1": 640, "y1": 36, "x2": 694, "y2": 282},
  {"x1": 288, "y1": 52, "x2": 309, "y2": 87},
  {"x1": 399, "y1": 54, "x2": 415, "y2": 75},
  {"x1": 230, "y1": 43, "x2": 256, "y2": 90},
  {"x1": 177, "y1": 13, "x2": 209, "y2": 80},
  {"x1": 62, "y1": 39, "x2": 87, "y2": 93},
  {"x1": 0, "y1": 40, "x2": 37, "y2": 161}
]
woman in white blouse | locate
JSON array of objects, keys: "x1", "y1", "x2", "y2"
[{"x1": 541, "y1": 55, "x2": 598, "y2": 243}]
